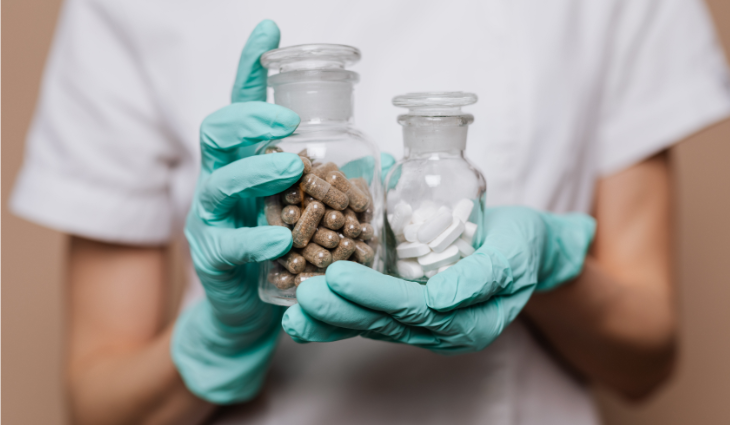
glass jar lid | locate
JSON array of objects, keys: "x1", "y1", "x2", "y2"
[
  {"x1": 393, "y1": 91, "x2": 477, "y2": 116},
  {"x1": 261, "y1": 44, "x2": 361, "y2": 72}
]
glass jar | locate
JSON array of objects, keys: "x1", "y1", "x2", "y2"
[
  {"x1": 257, "y1": 44, "x2": 383, "y2": 306},
  {"x1": 383, "y1": 92, "x2": 487, "y2": 283}
]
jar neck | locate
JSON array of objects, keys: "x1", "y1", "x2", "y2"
[
  {"x1": 270, "y1": 70, "x2": 357, "y2": 124},
  {"x1": 399, "y1": 114, "x2": 473, "y2": 156},
  {"x1": 404, "y1": 148, "x2": 465, "y2": 159}
]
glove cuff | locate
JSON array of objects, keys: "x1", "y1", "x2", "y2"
[
  {"x1": 536, "y1": 212, "x2": 596, "y2": 292},
  {"x1": 171, "y1": 300, "x2": 282, "y2": 404}
]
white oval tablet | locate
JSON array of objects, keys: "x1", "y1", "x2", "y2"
[
  {"x1": 453, "y1": 237, "x2": 476, "y2": 257},
  {"x1": 412, "y1": 204, "x2": 438, "y2": 224},
  {"x1": 428, "y1": 217, "x2": 465, "y2": 253},
  {"x1": 396, "y1": 260, "x2": 424, "y2": 280},
  {"x1": 461, "y1": 221, "x2": 478, "y2": 244},
  {"x1": 425, "y1": 269, "x2": 438, "y2": 278},
  {"x1": 396, "y1": 241, "x2": 431, "y2": 259},
  {"x1": 417, "y1": 207, "x2": 452, "y2": 243},
  {"x1": 404, "y1": 222, "x2": 422, "y2": 243},
  {"x1": 438, "y1": 262, "x2": 457, "y2": 273},
  {"x1": 453, "y1": 198, "x2": 474, "y2": 223},
  {"x1": 417, "y1": 245, "x2": 460, "y2": 272},
  {"x1": 389, "y1": 201, "x2": 413, "y2": 236}
]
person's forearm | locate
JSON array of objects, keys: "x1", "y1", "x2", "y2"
[
  {"x1": 522, "y1": 257, "x2": 676, "y2": 400},
  {"x1": 68, "y1": 325, "x2": 216, "y2": 425}
]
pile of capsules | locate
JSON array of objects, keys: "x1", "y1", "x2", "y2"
[
  {"x1": 389, "y1": 199, "x2": 477, "y2": 280},
  {"x1": 264, "y1": 147, "x2": 376, "y2": 290}
]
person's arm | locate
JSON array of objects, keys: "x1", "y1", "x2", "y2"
[
  {"x1": 66, "y1": 237, "x2": 216, "y2": 425},
  {"x1": 523, "y1": 151, "x2": 676, "y2": 400}
]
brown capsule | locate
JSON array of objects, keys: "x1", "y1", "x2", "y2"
[
  {"x1": 301, "y1": 243, "x2": 333, "y2": 268},
  {"x1": 268, "y1": 269, "x2": 295, "y2": 290},
  {"x1": 312, "y1": 226, "x2": 340, "y2": 249},
  {"x1": 346, "y1": 186, "x2": 370, "y2": 213},
  {"x1": 303, "y1": 262, "x2": 326, "y2": 273},
  {"x1": 291, "y1": 201, "x2": 325, "y2": 248},
  {"x1": 352, "y1": 240, "x2": 375, "y2": 266},
  {"x1": 281, "y1": 205, "x2": 301, "y2": 225},
  {"x1": 267, "y1": 263, "x2": 283, "y2": 279},
  {"x1": 299, "y1": 156, "x2": 312, "y2": 174},
  {"x1": 295, "y1": 272, "x2": 325, "y2": 287},
  {"x1": 264, "y1": 195, "x2": 286, "y2": 227},
  {"x1": 331, "y1": 237, "x2": 356, "y2": 262},
  {"x1": 348, "y1": 178, "x2": 372, "y2": 213},
  {"x1": 325, "y1": 170, "x2": 351, "y2": 192},
  {"x1": 301, "y1": 173, "x2": 331, "y2": 199},
  {"x1": 322, "y1": 209, "x2": 345, "y2": 230},
  {"x1": 342, "y1": 208, "x2": 362, "y2": 239},
  {"x1": 322, "y1": 187, "x2": 349, "y2": 210},
  {"x1": 301, "y1": 195, "x2": 317, "y2": 209},
  {"x1": 351, "y1": 178, "x2": 372, "y2": 198},
  {"x1": 276, "y1": 250, "x2": 307, "y2": 274},
  {"x1": 264, "y1": 145, "x2": 283, "y2": 154},
  {"x1": 302, "y1": 174, "x2": 349, "y2": 210},
  {"x1": 367, "y1": 236, "x2": 380, "y2": 254},
  {"x1": 357, "y1": 206, "x2": 374, "y2": 224},
  {"x1": 360, "y1": 223, "x2": 375, "y2": 240},
  {"x1": 282, "y1": 184, "x2": 303, "y2": 205},
  {"x1": 312, "y1": 162, "x2": 339, "y2": 179},
  {"x1": 297, "y1": 148, "x2": 312, "y2": 159},
  {"x1": 327, "y1": 171, "x2": 368, "y2": 211}
]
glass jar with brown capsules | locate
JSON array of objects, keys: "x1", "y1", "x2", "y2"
[{"x1": 257, "y1": 44, "x2": 383, "y2": 306}]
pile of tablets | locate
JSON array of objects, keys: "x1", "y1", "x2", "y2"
[{"x1": 389, "y1": 199, "x2": 477, "y2": 280}]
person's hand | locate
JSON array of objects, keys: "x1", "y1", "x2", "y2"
[
  {"x1": 282, "y1": 206, "x2": 595, "y2": 354},
  {"x1": 171, "y1": 20, "x2": 303, "y2": 404}
]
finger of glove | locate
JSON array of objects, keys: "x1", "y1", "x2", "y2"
[
  {"x1": 198, "y1": 153, "x2": 303, "y2": 222},
  {"x1": 336, "y1": 153, "x2": 395, "y2": 187},
  {"x1": 425, "y1": 246, "x2": 514, "y2": 312},
  {"x1": 536, "y1": 212, "x2": 596, "y2": 291},
  {"x1": 426, "y1": 206, "x2": 550, "y2": 312},
  {"x1": 422, "y1": 298, "x2": 506, "y2": 355},
  {"x1": 200, "y1": 102, "x2": 299, "y2": 172},
  {"x1": 231, "y1": 20, "x2": 280, "y2": 103},
  {"x1": 324, "y1": 262, "x2": 439, "y2": 327},
  {"x1": 437, "y1": 286, "x2": 531, "y2": 354},
  {"x1": 282, "y1": 304, "x2": 361, "y2": 343},
  {"x1": 189, "y1": 226, "x2": 292, "y2": 274},
  {"x1": 296, "y1": 275, "x2": 418, "y2": 339},
  {"x1": 380, "y1": 152, "x2": 396, "y2": 185},
  {"x1": 339, "y1": 155, "x2": 376, "y2": 185},
  {"x1": 359, "y1": 327, "x2": 442, "y2": 349}
]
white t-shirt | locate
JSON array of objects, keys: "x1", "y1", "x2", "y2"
[{"x1": 11, "y1": 0, "x2": 730, "y2": 424}]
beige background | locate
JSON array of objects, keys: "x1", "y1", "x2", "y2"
[{"x1": 2, "y1": 1, "x2": 729, "y2": 424}]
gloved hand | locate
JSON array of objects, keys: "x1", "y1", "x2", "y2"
[
  {"x1": 171, "y1": 20, "x2": 303, "y2": 403},
  {"x1": 282, "y1": 206, "x2": 595, "y2": 354}
]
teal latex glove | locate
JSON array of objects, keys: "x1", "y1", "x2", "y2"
[
  {"x1": 282, "y1": 206, "x2": 595, "y2": 354},
  {"x1": 339, "y1": 152, "x2": 396, "y2": 185},
  {"x1": 171, "y1": 20, "x2": 302, "y2": 404}
]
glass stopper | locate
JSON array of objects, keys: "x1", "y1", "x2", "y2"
[
  {"x1": 261, "y1": 44, "x2": 361, "y2": 72},
  {"x1": 392, "y1": 91, "x2": 478, "y2": 116}
]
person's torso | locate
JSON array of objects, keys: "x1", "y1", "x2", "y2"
[{"x1": 109, "y1": 1, "x2": 615, "y2": 423}]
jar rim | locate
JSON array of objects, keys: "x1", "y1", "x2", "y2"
[
  {"x1": 261, "y1": 44, "x2": 361, "y2": 72},
  {"x1": 392, "y1": 91, "x2": 478, "y2": 109}
]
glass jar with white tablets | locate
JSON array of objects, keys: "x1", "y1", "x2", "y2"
[
  {"x1": 257, "y1": 44, "x2": 383, "y2": 306},
  {"x1": 383, "y1": 92, "x2": 486, "y2": 282}
]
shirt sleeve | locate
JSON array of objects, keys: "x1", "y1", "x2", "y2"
[
  {"x1": 596, "y1": 0, "x2": 730, "y2": 176},
  {"x1": 10, "y1": 0, "x2": 182, "y2": 245}
]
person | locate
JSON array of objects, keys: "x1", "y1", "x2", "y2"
[{"x1": 10, "y1": 0, "x2": 730, "y2": 424}]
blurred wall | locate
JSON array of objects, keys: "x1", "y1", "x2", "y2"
[{"x1": 2, "y1": 1, "x2": 729, "y2": 424}]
